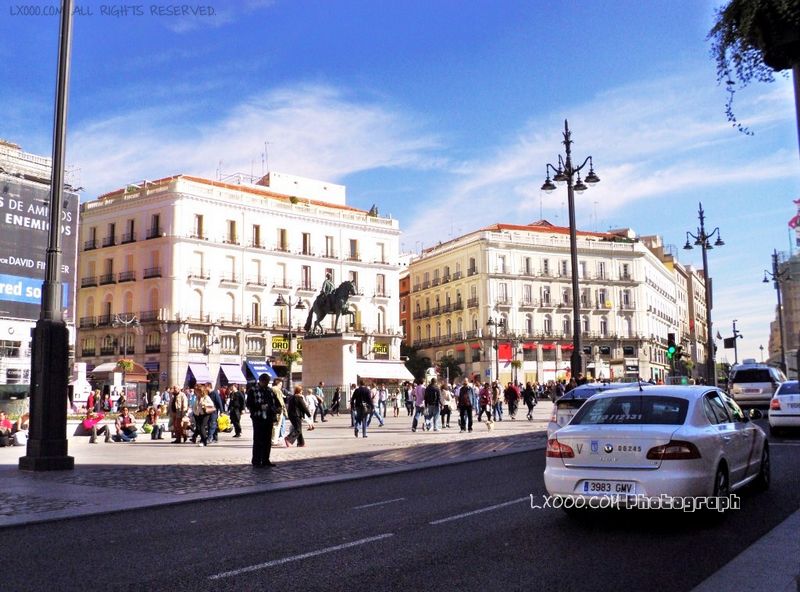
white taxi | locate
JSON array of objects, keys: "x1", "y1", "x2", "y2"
[
  {"x1": 544, "y1": 386, "x2": 769, "y2": 511},
  {"x1": 769, "y1": 380, "x2": 800, "y2": 436}
]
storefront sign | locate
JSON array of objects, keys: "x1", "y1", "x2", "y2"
[
  {"x1": 373, "y1": 343, "x2": 389, "y2": 356},
  {"x1": 271, "y1": 336, "x2": 303, "y2": 352}
]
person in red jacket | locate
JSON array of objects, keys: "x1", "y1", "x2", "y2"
[{"x1": 504, "y1": 382, "x2": 521, "y2": 420}]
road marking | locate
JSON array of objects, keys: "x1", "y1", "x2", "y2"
[
  {"x1": 352, "y1": 497, "x2": 405, "y2": 510},
  {"x1": 771, "y1": 442, "x2": 800, "y2": 446},
  {"x1": 208, "y1": 533, "x2": 395, "y2": 580},
  {"x1": 429, "y1": 496, "x2": 529, "y2": 525}
]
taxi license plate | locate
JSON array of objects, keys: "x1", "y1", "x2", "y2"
[
  {"x1": 743, "y1": 389, "x2": 760, "y2": 394},
  {"x1": 580, "y1": 480, "x2": 637, "y2": 495},
  {"x1": 789, "y1": 403, "x2": 800, "y2": 409}
]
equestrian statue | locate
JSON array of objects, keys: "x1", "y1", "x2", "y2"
[{"x1": 303, "y1": 274, "x2": 356, "y2": 335}]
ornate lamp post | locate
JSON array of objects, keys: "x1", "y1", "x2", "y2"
[
  {"x1": 683, "y1": 203, "x2": 724, "y2": 386},
  {"x1": 486, "y1": 317, "x2": 505, "y2": 383},
  {"x1": 763, "y1": 249, "x2": 789, "y2": 373},
  {"x1": 274, "y1": 294, "x2": 306, "y2": 393},
  {"x1": 541, "y1": 120, "x2": 600, "y2": 379}
]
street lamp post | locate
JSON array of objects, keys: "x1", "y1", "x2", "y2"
[
  {"x1": 112, "y1": 313, "x2": 139, "y2": 405},
  {"x1": 763, "y1": 249, "x2": 789, "y2": 374},
  {"x1": 541, "y1": 120, "x2": 600, "y2": 379},
  {"x1": 486, "y1": 317, "x2": 505, "y2": 383},
  {"x1": 683, "y1": 203, "x2": 724, "y2": 386},
  {"x1": 20, "y1": 0, "x2": 75, "y2": 471},
  {"x1": 274, "y1": 294, "x2": 306, "y2": 393},
  {"x1": 731, "y1": 319, "x2": 743, "y2": 366}
]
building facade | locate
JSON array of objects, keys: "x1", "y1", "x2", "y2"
[
  {"x1": 76, "y1": 173, "x2": 402, "y2": 393},
  {"x1": 407, "y1": 221, "x2": 699, "y2": 385},
  {"x1": 0, "y1": 140, "x2": 79, "y2": 405}
]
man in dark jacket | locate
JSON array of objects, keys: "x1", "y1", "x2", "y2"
[
  {"x1": 350, "y1": 380, "x2": 373, "y2": 438},
  {"x1": 284, "y1": 385, "x2": 312, "y2": 447},
  {"x1": 227, "y1": 384, "x2": 246, "y2": 437},
  {"x1": 246, "y1": 374, "x2": 278, "y2": 467},
  {"x1": 424, "y1": 377, "x2": 442, "y2": 432},
  {"x1": 457, "y1": 379, "x2": 474, "y2": 433}
]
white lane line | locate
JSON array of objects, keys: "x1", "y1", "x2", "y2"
[
  {"x1": 208, "y1": 533, "x2": 394, "y2": 580},
  {"x1": 429, "y1": 496, "x2": 529, "y2": 525},
  {"x1": 352, "y1": 497, "x2": 406, "y2": 510}
]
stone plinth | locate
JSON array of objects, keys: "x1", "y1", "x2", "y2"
[{"x1": 300, "y1": 333, "x2": 361, "y2": 391}]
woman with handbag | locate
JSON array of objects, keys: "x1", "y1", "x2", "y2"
[{"x1": 192, "y1": 384, "x2": 215, "y2": 447}]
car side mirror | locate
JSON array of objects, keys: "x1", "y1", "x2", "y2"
[{"x1": 748, "y1": 408, "x2": 763, "y2": 421}]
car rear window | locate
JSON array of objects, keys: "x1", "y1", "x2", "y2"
[
  {"x1": 778, "y1": 382, "x2": 800, "y2": 395},
  {"x1": 731, "y1": 369, "x2": 772, "y2": 383},
  {"x1": 571, "y1": 395, "x2": 689, "y2": 425}
]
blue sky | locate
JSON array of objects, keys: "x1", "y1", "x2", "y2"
[{"x1": 2, "y1": 0, "x2": 799, "y2": 364}]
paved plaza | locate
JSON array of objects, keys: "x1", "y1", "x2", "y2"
[{"x1": 0, "y1": 404, "x2": 551, "y2": 527}]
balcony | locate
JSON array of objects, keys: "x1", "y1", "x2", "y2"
[
  {"x1": 248, "y1": 241, "x2": 266, "y2": 250},
  {"x1": 80, "y1": 348, "x2": 95, "y2": 357},
  {"x1": 145, "y1": 344, "x2": 161, "y2": 353},
  {"x1": 80, "y1": 276, "x2": 98, "y2": 288},
  {"x1": 422, "y1": 280, "x2": 430, "y2": 289},
  {"x1": 188, "y1": 269, "x2": 211, "y2": 280},
  {"x1": 121, "y1": 232, "x2": 136, "y2": 244},
  {"x1": 96, "y1": 314, "x2": 112, "y2": 327},
  {"x1": 556, "y1": 300, "x2": 572, "y2": 309},
  {"x1": 413, "y1": 284, "x2": 421, "y2": 292},
  {"x1": 519, "y1": 300, "x2": 536, "y2": 310},
  {"x1": 619, "y1": 301, "x2": 636, "y2": 311},
  {"x1": 101, "y1": 236, "x2": 116, "y2": 248},
  {"x1": 465, "y1": 330, "x2": 480, "y2": 339},
  {"x1": 98, "y1": 273, "x2": 116, "y2": 285},
  {"x1": 83, "y1": 239, "x2": 97, "y2": 251},
  {"x1": 346, "y1": 252, "x2": 361, "y2": 262},
  {"x1": 441, "y1": 274, "x2": 451, "y2": 284},
  {"x1": 247, "y1": 316, "x2": 268, "y2": 327},
  {"x1": 273, "y1": 244, "x2": 290, "y2": 253},
  {"x1": 321, "y1": 250, "x2": 338, "y2": 260},
  {"x1": 298, "y1": 283, "x2": 316, "y2": 293},
  {"x1": 219, "y1": 273, "x2": 240, "y2": 284},
  {"x1": 218, "y1": 314, "x2": 242, "y2": 325},
  {"x1": 223, "y1": 236, "x2": 239, "y2": 245},
  {"x1": 139, "y1": 310, "x2": 161, "y2": 322},
  {"x1": 146, "y1": 227, "x2": 162, "y2": 239},
  {"x1": 118, "y1": 271, "x2": 136, "y2": 283},
  {"x1": 496, "y1": 298, "x2": 512, "y2": 308},
  {"x1": 99, "y1": 346, "x2": 116, "y2": 356},
  {"x1": 189, "y1": 232, "x2": 208, "y2": 241},
  {"x1": 452, "y1": 271, "x2": 462, "y2": 280},
  {"x1": 432, "y1": 277, "x2": 441, "y2": 287},
  {"x1": 246, "y1": 276, "x2": 270, "y2": 287},
  {"x1": 453, "y1": 300, "x2": 464, "y2": 310},
  {"x1": 272, "y1": 281, "x2": 293, "y2": 290},
  {"x1": 79, "y1": 316, "x2": 96, "y2": 329},
  {"x1": 467, "y1": 267, "x2": 478, "y2": 276},
  {"x1": 143, "y1": 267, "x2": 162, "y2": 279},
  {"x1": 374, "y1": 291, "x2": 390, "y2": 299},
  {"x1": 467, "y1": 297, "x2": 479, "y2": 308}
]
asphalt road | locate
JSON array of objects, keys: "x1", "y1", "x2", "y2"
[{"x1": 6, "y1": 423, "x2": 800, "y2": 592}]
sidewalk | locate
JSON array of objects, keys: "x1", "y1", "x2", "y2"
[{"x1": 0, "y1": 403, "x2": 552, "y2": 527}]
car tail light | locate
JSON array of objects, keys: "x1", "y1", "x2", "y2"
[
  {"x1": 770, "y1": 398, "x2": 781, "y2": 410},
  {"x1": 546, "y1": 437, "x2": 575, "y2": 458},
  {"x1": 646, "y1": 440, "x2": 701, "y2": 460}
]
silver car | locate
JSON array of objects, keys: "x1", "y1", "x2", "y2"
[
  {"x1": 729, "y1": 360, "x2": 785, "y2": 407},
  {"x1": 769, "y1": 380, "x2": 800, "y2": 436},
  {"x1": 544, "y1": 386, "x2": 769, "y2": 511}
]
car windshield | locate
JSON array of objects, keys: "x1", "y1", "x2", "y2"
[
  {"x1": 571, "y1": 395, "x2": 689, "y2": 425},
  {"x1": 731, "y1": 369, "x2": 772, "y2": 383},
  {"x1": 778, "y1": 382, "x2": 800, "y2": 395}
]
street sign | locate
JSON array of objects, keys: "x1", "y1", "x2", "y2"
[{"x1": 485, "y1": 368, "x2": 491, "y2": 376}]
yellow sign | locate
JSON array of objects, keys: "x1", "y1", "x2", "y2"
[
  {"x1": 373, "y1": 343, "x2": 389, "y2": 355},
  {"x1": 271, "y1": 336, "x2": 303, "y2": 352}
]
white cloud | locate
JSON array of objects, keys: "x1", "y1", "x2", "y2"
[{"x1": 68, "y1": 83, "x2": 441, "y2": 195}]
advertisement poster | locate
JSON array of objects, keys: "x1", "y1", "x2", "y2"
[{"x1": 0, "y1": 178, "x2": 78, "y2": 321}]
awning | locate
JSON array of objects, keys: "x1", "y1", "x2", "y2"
[
  {"x1": 455, "y1": 345, "x2": 466, "y2": 351},
  {"x1": 91, "y1": 362, "x2": 121, "y2": 373},
  {"x1": 90, "y1": 361, "x2": 149, "y2": 383},
  {"x1": 523, "y1": 343, "x2": 537, "y2": 350},
  {"x1": 245, "y1": 361, "x2": 277, "y2": 381},
  {"x1": 186, "y1": 363, "x2": 213, "y2": 385},
  {"x1": 356, "y1": 360, "x2": 414, "y2": 382},
  {"x1": 219, "y1": 364, "x2": 248, "y2": 385}
]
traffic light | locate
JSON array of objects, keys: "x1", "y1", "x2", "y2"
[{"x1": 667, "y1": 332, "x2": 677, "y2": 360}]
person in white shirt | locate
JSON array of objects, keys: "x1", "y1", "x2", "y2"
[{"x1": 377, "y1": 384, "x2": 389, "y2": 418}]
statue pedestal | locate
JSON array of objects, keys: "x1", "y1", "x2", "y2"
[{"x1": 301, "y1": 333, "x2": 361, "y2": 392}]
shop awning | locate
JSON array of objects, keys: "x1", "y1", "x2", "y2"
[
  {"x1": 90, "y1": 361, "x2": 149, "y2": 383},
  {"x1": 245, "y1": 361, "x2": 278, "y2": 381},
  {"x1": 356, "y1": 360, "x2": 414, "y2": 382},
  {"x1": 186, "y1": 363, "x2": 213, "y2": 385},
  {"x1": 219, "y1": 364, "x2": 248, "y2": 385},
  {"x1": 91, "y1": 362, "x2": 120, "y2": 373}
]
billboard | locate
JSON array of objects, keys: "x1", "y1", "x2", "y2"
[{"x1": 0, "y1": 177, "x2": 78, "y2": 322}]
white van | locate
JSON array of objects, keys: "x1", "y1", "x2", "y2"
[{"x1": 729, "y1": 359, "x2": 786, "y2": 406}]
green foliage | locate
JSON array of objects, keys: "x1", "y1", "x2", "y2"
[
  {"x1": 401, "y1": 344, "x2": 431, "y2": 382},
  {"x1": 708, "y1": 0, "x2": 800, "y2": 134},
  {"x1": 436, "y1": 355, "x2": 464, "y2": 383}
]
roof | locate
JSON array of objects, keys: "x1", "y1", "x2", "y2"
[
  {"x1": 96, "y1": 174, "x2": 370, "y2": 215},
  {"x1": 480, "y1": 220, "x2": 611, "y2": 240}
]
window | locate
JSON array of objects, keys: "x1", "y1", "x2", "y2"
[
  {"x1": 301, "y1": 266, "x2": 311, "y2": 289},
  {"x1": 498, "y1": 255, "x2": 506, "y2": 274},
  {"x1": 600, "y1": 317, "x2": 608, "y2": 336},
  {"x1": 525, "y1": 315, "x2": 533, "y2": 335},
  {"x1": 543, "y1": 259, "x2": 550, "y2": 276},
  {"x1": 252, "y1": 224, "x2": 262, "y2": 247},
  {"x1": 149, "y1": 214, "x2": 160, "y2": 237},
  {"x1": 572, "y1": 395, "x2": 689, "y2": 426},
  {"x1": 376, "y1": 274, "x2": 386, "y2": 296},
  {"x1": 325, "y1": 235, "x2": 334, "y2": 257},
  {"x1": 125, "y1": 219, "x2": 135, "y2": 242},
  {"x1": 621, "y1": 263, "x2": 630, "y2": 279},
  {"x1": 562, "y1": 288, "x2": 570, "y2": 304},
  {"x1": 349, "y1": 239, "x2": 359, "y2": 260},
  {"x1": 498, "y1": 282, "x2": 508, "y2": 302},
  {"x1": 226, "y1": 220, "x2": 237, "y2": 244},
  {"x1": 302, "y1": 232, "x2": 311, "y2": 255},
  {"x1": 598, "y1": 289, "x2": 607, "y2": 307},
  {"x1": 348, "y1": 270, "x2": 358, "y2": 290},
  {"x1": 582, "y1": 316, "x2": 589, "y2": 334},
  {"x1": 703, "y1": 392, "x2": 731, "y2": 424},
  {"x1": 597, "y1": 261, "x2": 606, "y2": 279},
  {"x1": 377, "y1": 243, "x2": 386, "y2": 263},
  {"x1": 560, "y1": 260, "x2": 568, "y2": 276},
  {"x1": 325, "y1": 268, "x2": 335, "y2": 283},
  {"x1": 523, "y1": 285, "x2": 532, "y2": 304},
  {"x1": 278, "y1": 228, "x2": 288, "y2": 251},
  {"x1": 562, "y1": 316, "x2": 571, "y2": 335},
  {"x1": 542, "y1": 287, "x2": 550, "y2": 305},
  {"x1": 524, "y1": 257, "x2": 532, "y2": 275},
  {"x1": 544, "y1": 315, "x2": 552, "y2": 334},
  {"x1": 193, "y1": 215, "x2": 204, "y2": 239}
]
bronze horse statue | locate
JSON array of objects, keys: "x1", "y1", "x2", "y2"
[{"x1": 304, "y1": 280, "x2": 356, "y2": 335}]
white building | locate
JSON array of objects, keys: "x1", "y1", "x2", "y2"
[
  {"x1": 76, "y1": 172, "x2": 402, "y2": 393},
  {"x1": 408, "y1": 221, "x2": 691, "y2": 384}
]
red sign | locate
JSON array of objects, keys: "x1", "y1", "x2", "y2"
[{"x1": 498, "y1": 343, "x2": 513, "y2": 361}]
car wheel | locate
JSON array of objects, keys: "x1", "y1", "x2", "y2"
[
  {"x1": 754, "y1": 445, "x2": 770, "y2": 491},
  {"x1": 713, "y1": 464, "x2": 730, "y2": 497}
]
